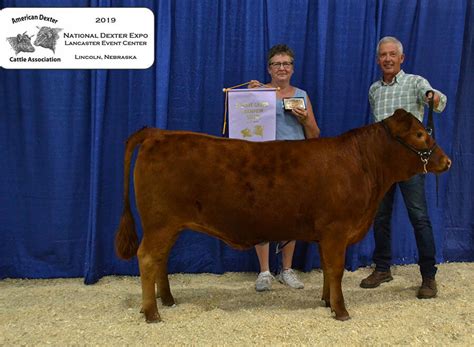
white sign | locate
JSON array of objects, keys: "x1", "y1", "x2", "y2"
[
  {"x1": 228, "y1": 88, "x2": 276, "y2": 142},
  {"x1": 0, "y1": 7, "x2": 154, "y2": 69}
]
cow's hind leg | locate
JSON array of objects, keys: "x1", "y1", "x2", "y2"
[
  {"x1": 155, "y1": 234, "x2": 179, "y2": 308},
  {"x1": 137, "y1": 225, "x2": 180, "y2": 322},
  {"x1": 137, "y1": 240, "x2": 161, "y2": 323},
  {"x1": 320, "y1": 241, "x2": 350, "y2": 321},
  {"x1": 155, "y1": 263, "x2": 175, "y2": 306}
]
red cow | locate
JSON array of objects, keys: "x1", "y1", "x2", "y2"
[{"x1": 115, "y1": 109, "x2": 451, "y2": 322}]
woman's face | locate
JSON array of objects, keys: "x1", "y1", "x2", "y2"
[{"x1": 267, "y1": 53, "x2": 294, "y2": 83}]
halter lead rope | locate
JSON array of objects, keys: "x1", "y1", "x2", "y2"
[{"x1": 426, "y1": 91, "x2": 439, "y2": 206}]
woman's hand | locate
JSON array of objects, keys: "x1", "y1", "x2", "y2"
[
  {"x1": 291, "y1": 107, "x2": 309, "y2": 124},
  {"x1": 248, "y1": 80, "x2": 262, "y2": 89}
]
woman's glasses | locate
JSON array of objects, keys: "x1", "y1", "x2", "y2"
[{"x1": 269, "y1": 61, "x2": 293, "y2": 69}]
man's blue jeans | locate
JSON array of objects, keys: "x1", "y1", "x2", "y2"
[{"x1": 373, "y1": 174, "x2": 437, "y2": 278}]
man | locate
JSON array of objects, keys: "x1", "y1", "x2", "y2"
[{"x1": 361, "y1": 36, "x2": 447, "y2": 299}]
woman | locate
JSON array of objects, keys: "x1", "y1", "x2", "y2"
[{"x1": 249, "y1": 44, "x2": 320, "y2": 291}]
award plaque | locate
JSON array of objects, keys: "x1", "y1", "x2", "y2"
[{"x1": 282, "y1": 97, "x2": 306, "y2": 111}]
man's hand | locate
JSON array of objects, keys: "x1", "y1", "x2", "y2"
[{"x1": 425, "y1": 90, "x2": 440, "y2": 108}]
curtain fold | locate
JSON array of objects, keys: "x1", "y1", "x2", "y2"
[
  {"x1": 84, "y1": 69, "x2": 107, "y2": 283},
  {"x1": 0, "y1": 0, "x2": 472, "y2": 283},
  {"x1": 445, "y1": 0, "x2": 474, "y2": 261}
]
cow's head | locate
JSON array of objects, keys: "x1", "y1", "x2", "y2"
[
  {"x1": 34, "y1": 26, "x2": 62, "y2": 53},
  {"x1": 382, "y1": 109, "x2": 451, "y2": 178},
  {"x1": 7, "y1": 32, "x2": 35, "y2": 54}
]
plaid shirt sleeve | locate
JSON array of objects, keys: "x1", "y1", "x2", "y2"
[
  {"x1": 369, "y1": 71, "x2": 447, "y2": 123},
  {"x1": 415, "y1": 76, "x2": 447, "y2": 113}
]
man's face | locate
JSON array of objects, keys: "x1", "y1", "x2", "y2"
[{"x1": 377, "y1": 42, "x2": 404, "y2": 78}]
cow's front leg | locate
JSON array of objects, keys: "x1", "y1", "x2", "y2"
[
  {"x1": 320, "y1": 242, "x2": 350, "y2": 321},
  {"x1": 318, "y1": 244, "x2": 330, "y2": 307},
  {"x1": 138, "y1": 243, "x2": 161, "y2": 323}
]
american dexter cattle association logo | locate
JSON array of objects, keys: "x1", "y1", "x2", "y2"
[
  {"x1": 1, "y1": 8, "x2": 155, "y2": 69},
  {"x1": 7, "y1": 26, "x2": 62, "y2": 54}
]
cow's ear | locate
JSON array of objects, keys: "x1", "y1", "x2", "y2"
[
  {"x1": 393, "y1": 109, "x2": 407, "y2": 117},
  {"x1": 390, "y1": 109, "x2": 413, "y2": 135}
]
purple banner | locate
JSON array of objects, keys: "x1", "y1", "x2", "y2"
[{"x1": 228, "y1": 88, "x2": 276, "y2": 141}]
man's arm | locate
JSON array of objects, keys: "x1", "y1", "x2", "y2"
[
  {"x1": 368, "y1": 84, "x2": 378, "y2": 122},
  {"x1": 416, "y1": 77, "x2": 447, "y2": 113}
]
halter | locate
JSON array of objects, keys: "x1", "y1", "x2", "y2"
[{"x1": 381, "y1": 120, "x2": 437, "y2": 174}]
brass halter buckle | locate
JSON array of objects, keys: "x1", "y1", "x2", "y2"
[{"x1": 421, "y1": 158, "x2": 428, "y2": 174}]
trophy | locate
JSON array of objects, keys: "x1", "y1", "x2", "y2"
[{"x1": 282, "y1": 97, "x2": 306, "y2": 111}]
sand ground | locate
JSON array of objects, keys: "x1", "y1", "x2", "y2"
[{"x1": 1, "y1": 262, "x2": 473, "y2": 346}]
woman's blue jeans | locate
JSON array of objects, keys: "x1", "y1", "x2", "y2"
[{"x1": 373, "y1": 174, "x2": 437, "y2": 278}]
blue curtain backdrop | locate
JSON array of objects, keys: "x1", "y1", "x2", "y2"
[{"x1": 0, "y1": 0, "x2": 472, "y2": 284}]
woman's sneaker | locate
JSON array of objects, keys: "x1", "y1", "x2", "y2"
[
  {"x1": 277, "y1": 269, "x2": 304, "y2": 289},
  {"x1": 255, "y1": 271, "x2": 274, "y2": 292}
]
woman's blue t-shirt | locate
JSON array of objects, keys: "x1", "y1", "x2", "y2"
[{"x1": 275, "y1": 87, "x2": 307, "y2": 140}]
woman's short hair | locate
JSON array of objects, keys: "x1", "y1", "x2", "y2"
[{"x1": 267, "y1": 44, "x2": 295, "y2": 65}]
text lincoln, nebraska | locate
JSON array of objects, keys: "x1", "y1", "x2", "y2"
[{"x1": 74, "y1": 55, "x2": 137, "y2": 60}]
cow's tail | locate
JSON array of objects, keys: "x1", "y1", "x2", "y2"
[{"x1": 115, "y1": 127, "x2": 155, "y2": 260}]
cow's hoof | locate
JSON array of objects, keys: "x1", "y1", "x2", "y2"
[
  {"x1": 161, "y1": 297, "x2": 175, "y2": 307},
  {"x1": 145, "y1": 312, "x2": 161, "y2": 323},
  {"x1": 145, "y1": 317, "x2": 161, "y2": 323},
  {"x1": 334, "y1": 313, "x2": 351, "y2": 321},
  {"x1": 321, "y1": 299, "x2": 330, "y2": 307}
]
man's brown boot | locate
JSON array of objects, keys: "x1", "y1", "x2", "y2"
[
  {"x1": 360, "y1": 270, "x2": 393, "y2": 288},
  {"x1": 417, "y1": 277, "x2": 437, "y2": 299}
]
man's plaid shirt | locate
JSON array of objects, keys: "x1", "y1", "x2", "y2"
[{"x1": 369, "y1": 70, "x2": 447, "y2": 123}]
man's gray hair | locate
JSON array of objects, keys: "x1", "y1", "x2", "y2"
[{"x1": 376, "y1": 36, "x2": 404, "y2": 56}]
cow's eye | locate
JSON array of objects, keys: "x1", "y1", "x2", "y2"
[{"x1": 416, "y1": 131, "x2": 423, "y2": 138}]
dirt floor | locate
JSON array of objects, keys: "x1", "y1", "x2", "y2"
[{"x1": 1, "y1": 262, "x2": 473, "y2": 346}]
